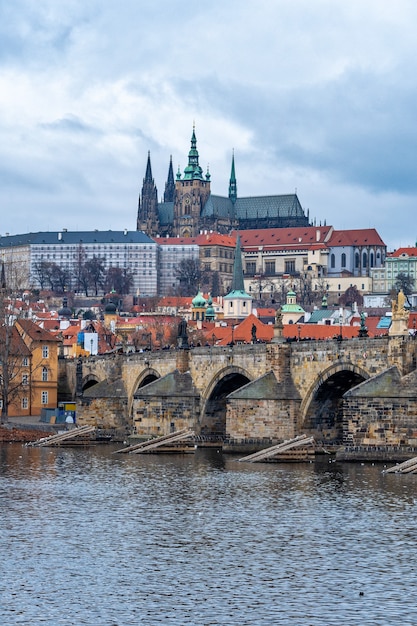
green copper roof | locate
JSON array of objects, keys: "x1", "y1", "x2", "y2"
[
  {"x1": 192, "y1": 290, "x2": 207, "y2": 307},
  {"x1": 224, "y1": 235, "x2": 251, "y2": 300},
  {"x1": 281, "y1": 303, "x2": 305, "y2": 313},
  {"x1": 182, "y1": 127, "x2": 204, "y2": 181}
]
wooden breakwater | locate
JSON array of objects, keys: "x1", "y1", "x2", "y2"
[
  {"x1": 114, "y1": 428, "x2": 195, "y2": 454},
  {"x1": 26, "y1": 425, "x2": 96, "y2": 447},
  {"x1": 238, "y1": 434, "x2": 315, "y2": 463},
  {"x1": 383, "y1": 455, "x2": 417, "y2": 474}
]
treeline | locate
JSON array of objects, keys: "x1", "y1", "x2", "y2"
[{"x1": 32, "y1": 255, "x2": 133, "y2": 296}]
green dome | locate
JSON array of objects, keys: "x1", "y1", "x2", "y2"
[
  {"x1": 192, "y1": 290, "x2": 207, "y2": 308},
  {"x1": 205, "y1": 296, "x2": 215, "y2": 319}
]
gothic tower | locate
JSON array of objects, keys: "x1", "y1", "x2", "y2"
[
  {"x1": 164, "y1": 155, "x2": 175, "y2": 202},
  {"x1": 137, "y1": 152, "x2": 159, "y2": 236},
  {"x1": 173, "y1": 126, "x2": 211, "y2": 237}
]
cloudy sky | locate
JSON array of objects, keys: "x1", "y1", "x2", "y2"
[{"x1": 1, "y1": 0, "x2": 416, "y2": 250}]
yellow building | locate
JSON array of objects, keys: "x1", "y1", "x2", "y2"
[{"x1": 15, "y1": 319, "x2": 60, "y2": 416}]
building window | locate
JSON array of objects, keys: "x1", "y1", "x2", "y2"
[
  {"x1": 204, "y1": 249, "x2": 211, "y2": 257},
  {"x1": 246, "y1": 262, "x2": 256, "y2": 275},
  {"x1": 330, "y1": 254, "x2": 335, "y2": 269},
  {"x1": 285, "y1": 260, "x2": 296, "y2": 274},
  {"x1": 41, "y1": 391, "x2": 48, "y2": 405},
  {"x1": 22, "y1": 374, "x2": 29, "y2": 386},
  {"x1": 22, "y1": 357, "x2": 29, "y2": 367},
  {"x1": 355, "y1": 252, "x2": 360, "y2": 268},
  {"x1": 265, "y1": 261, "x2": 275, "y2": 275},
  {"x1": 42, "y1": 346, "x2": 49, "y2": 358},
  {"x1": 341, "y1": 253, "x2": 346, "y2": 268},
  {"x1": 42, "y1": 367, "x2": 48, "y2": 382},
  {"x1": 363, "y1": 252, "x2": 368, "y2": 268},
  {"x1": 22, "y1": 398, "x2": 28, "y2": 410}
]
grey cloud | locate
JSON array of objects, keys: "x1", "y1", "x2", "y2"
[{"x1": 40, "y1": 116, "x2": 101, "y2": 135}]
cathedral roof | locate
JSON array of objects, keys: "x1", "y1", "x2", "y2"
[
  {"x1": 235, "y1": 194, "x2": 305, "y2": 220},
  {"x1": 199, "y1": 193, "x2": 306, "y2": 222}
]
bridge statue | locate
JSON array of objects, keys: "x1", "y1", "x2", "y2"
[
  {"x1": 390, "y1": 289, "x2": 409, "y2": 336},
  {"x1": 177, "y1": 318, "x2": 189, "y2": 349}
]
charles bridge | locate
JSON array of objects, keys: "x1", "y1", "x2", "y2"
[{"x1": 59, "y1": 334, "x2": 417, "y2": 448}]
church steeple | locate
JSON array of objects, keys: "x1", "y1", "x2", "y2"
[
  {"x1": 183, "y1": 125, "x2": 204, "y2": 181},
  {"x1": 228, "y1": 151, "x2": 237, "y2": 204},
  {"x1": 164, "y1": 155, "x2": 175, "y2": 202},
  {"x1": 223, "y1": 233, "x2": 252, "y2": 319},
  {"x1": 230, "y1": 234, "x2": 245, "y2": 292},
  {"x1": 137, "y1": 151, "x2": 159, "y2": 236},
  {"x1": 173, "y1": 125, "x2": 211, "y2": 237}
]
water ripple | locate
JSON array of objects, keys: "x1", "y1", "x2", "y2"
[{"x1": 1, "y1": 445, "x2": 417, "y2": 625}]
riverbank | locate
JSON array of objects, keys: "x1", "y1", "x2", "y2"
[{"x1": 0, "y1": 415, "x2": 54, "y2": 443}]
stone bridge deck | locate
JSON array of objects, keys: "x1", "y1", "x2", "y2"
[{"x1": 59, "y1": 335, "x2": 417, "y2": 446}]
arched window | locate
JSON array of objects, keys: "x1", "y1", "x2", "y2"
[
  {"x1": 370, "y1": 252, "x2": 374, "y2": 267},
  {"x1": 341, "y1": 253, "x2": 346, "y2": 268},
  {"x1": 42, "y1": 367, "x2": 48, "y2": 382},
  {"x1": 363, "y1": 252, "x2": 367, "y2": 268},
  {"x1": 330, "y1": 254, "x2": 335, "y2": 269},
  {"x1": 355, "y1": 252, "x2": 360, "y2": 268}
]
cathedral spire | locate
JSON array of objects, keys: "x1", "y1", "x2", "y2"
[
  {"x1": 144, "y1": 151, "x2": 153, "y2": 182},
  {"x1": 228, "y1": 150, "x2": 237, "y2": 204},
  {"x1": 137, "y1": 151, "x2": 159, "y2": 235},
  {"x1": 164, "y1": 155, "x2": 175, "y2": 202},
  {"x1": 183, "y1": 125, "x2": 203, "y2": 180},
  {"x1": 231, "y1": 234, "x2": 245, "y2": 293}
]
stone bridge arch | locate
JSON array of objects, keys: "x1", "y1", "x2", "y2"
[
  {"x1": 127, "y1": 368, "x2": 160, "y2": 418},
  {"x1": 82, "y1": 374, "x2": 101, "y2": 393},
  {"x1": 199, "y1": 365, "x2": 252, "y2": 437},
  {"x1": 300, "y1": 362, "x2": 369, "y2": 443}
]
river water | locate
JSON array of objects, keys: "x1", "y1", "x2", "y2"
[{"x1": 1, "y1": 444, "x2": 416, "y2": 626}]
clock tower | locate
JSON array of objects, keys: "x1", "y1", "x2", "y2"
[{"x1": 173, "y1": 126, "x2": 211, "y2": 237}]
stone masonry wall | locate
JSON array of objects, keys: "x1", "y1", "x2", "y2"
[
  {"x1": 343, "y1": 396, "x2": 417, "y2": 447},
  {"x1": 226, "y1": 398, "x2": 298, "y2": 441}
]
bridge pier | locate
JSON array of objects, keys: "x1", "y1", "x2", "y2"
[{"x1": 60, "y1": 336, "x2": 417, "y2": 453}]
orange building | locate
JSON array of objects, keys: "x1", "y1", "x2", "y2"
[{"x1": 14, "y1": 319, "x2": 60, "y2": 416}]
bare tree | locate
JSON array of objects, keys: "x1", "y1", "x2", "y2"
[
  {"x1": 32, "y1": 260, "x2": 53, "y2": 290},
  {"x1": 85, "y1": 256, "x2": 106, "y2": 296},
  {"x1": 104, "y1": 267, "x2": 134, "y2": 295},
  {"x1": 249, "y1": 274, "x2": 276, "y2": 304},
  {"x1": 394, "y1": 272, "x2": 414, "y2": 307},
  {"x1": 174, "y1": 259, "x2": 208, "y2": 296},
  {"x1": 339, "y1": 285, "x2": 363, "y2": 308}
]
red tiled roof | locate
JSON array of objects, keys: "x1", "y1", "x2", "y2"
[
  {"x1": 17, "y1": 318, "x2": 60, "y2": 342},
  {"x1": 210, "y1": 314, "x2": 274, "y2": 346},
  {"x1": 157, "y1": 296, "x2": 193, "y2": 307},
  {"x1": 284, "y1": 318, "x2": 388, "y2": 340},
  {"x1": 195, "y1": 233, "x2": 236, "y2": 247},
  {"x1": 389, "y1": 247, "x2": 417, "y2": 258},
  {"x1": 238, "y1": 226, "x2": 333, "y2": 250},
  {"x1": 327, "y1": 228, "x2": 386, "y2": 247}
]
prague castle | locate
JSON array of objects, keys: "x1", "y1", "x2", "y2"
[{"x1": 136, "y1": 127, "x2": 309, "y2": 238}]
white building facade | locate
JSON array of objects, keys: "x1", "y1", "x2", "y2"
[{"x1": 0, "y1": 230, "x2": 159, "y2": 296}]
